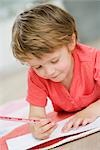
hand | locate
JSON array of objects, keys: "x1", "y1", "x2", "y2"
[
  {"x1": 62, "y1": 106, "x2": 97, "y2": 133},
  {"x1": 29, "y1": 118, "x2": 57, "y2": 140}
]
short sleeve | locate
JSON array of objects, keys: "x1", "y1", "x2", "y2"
[
  {"x1": 26, "y1": 68, "x2": 48, "y2": 107},
  {"x1": 94, "y1": 50, "x2": 100, "y2": 86}
]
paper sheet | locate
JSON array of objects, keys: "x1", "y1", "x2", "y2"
[{"x1": 6, "y1": 117, "x2": 100, "y2": 150}]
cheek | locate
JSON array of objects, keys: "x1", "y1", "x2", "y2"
[{"x1": 57, "y1": 60, "x2": 69, "y2": 72}]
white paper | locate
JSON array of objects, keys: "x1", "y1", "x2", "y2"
[{"x1": 6, "y1": 117, "x2": 100, "y2": 150}]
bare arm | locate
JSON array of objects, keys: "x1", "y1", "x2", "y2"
[{"x1": 29, "y1": 104, "x2": 46, "y2": 119}]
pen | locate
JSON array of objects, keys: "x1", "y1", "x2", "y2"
[{"x1": 0, "y1": 115, "x2": 40, "y2": 123}]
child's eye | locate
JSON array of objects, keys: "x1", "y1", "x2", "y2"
[
  {"x1": 51, "y1": 59, "x2": 59, "y2": 64},
  {"x1": 33, "y1": 65, "x2": 42, "y2": 69},
  {"x1": 35, "y1": 66, "x2": 42, "y2": 69}
]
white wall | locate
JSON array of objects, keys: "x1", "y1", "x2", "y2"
[{"x1": 0, "y1": 18, "x2": 24, "y2": 76}]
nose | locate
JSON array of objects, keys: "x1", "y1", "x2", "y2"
[{"x1": 44, "y1": 65, "x2": 55, "y2": 77}]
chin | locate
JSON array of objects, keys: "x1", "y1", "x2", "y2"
[
  {"x1": 51, "y1": 79, "x2": 60, "y2": 82},
  {"x1": 51, "y1": 77, "x2": 64, "y2": 83}
]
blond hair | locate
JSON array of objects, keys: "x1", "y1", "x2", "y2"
[{"x1": 12, "y1": 4, "x2": 78, "y2": 62}]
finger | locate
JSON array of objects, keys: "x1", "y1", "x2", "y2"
[
  {"x1": 33, "y1": 119, "x2": 50, "y2": 129},
  {"x1": 40, "y1": 119, "x2": 53, "y2": 126},
  {"x1": 81, "y1": 116, "x2": 96, "y2": 126},
  {"x1": 41, "y1": 124, "x2": 57, "y2": 139},
  {"x1": 82, "y1": 119, "x2": 89, "y2": 126},
  {"x1": 62, "y1": 119, "x2": 75, "y2": 132},
  {"x1": 35, "y1": 124, "x2": 57, "y2": 140},
  {"x1": 72, "y1": 118, "x2": 83, "y2": 129},
  {"x1": 39, "y1": 121, "x2": 56, "y2": 134}
]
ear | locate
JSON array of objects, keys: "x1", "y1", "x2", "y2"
[{"x1": 67, "y1": 33, "x2": 76, "y2": 52}]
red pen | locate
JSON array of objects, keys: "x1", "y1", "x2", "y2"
[{"x1": 0, "y1": 115, "x2": 40, "y2": 123}]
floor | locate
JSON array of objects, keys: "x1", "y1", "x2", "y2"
[{"x1": 0, "y1": 68, "x2": 27, "y2": 105}]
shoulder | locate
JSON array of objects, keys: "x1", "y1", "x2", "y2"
[{"x1": 74, "y1": 42, "x2": 100, "y2": 62}]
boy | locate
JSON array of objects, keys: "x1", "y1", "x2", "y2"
[{"x1": 11, "y1": 4, "x2": 100, "y2": 139}]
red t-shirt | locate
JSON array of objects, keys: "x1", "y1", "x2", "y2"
[{"x1": 26, "y1": 43, "x2": 100, "y2": 112}]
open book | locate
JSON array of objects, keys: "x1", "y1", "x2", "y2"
[{"x1": 6, "y1": 116, "x2": 100, "y2": 150}]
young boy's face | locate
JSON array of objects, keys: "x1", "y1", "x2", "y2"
[{"x1": 27, "y1": 45, "x2": 74, "y2": 83}]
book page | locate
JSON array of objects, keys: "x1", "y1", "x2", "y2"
[{"x1": 6, "y1": 117, "x2": 100, "y2": 150}]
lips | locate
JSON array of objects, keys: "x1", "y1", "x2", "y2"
[
  {"x1": 52, "y1": 75, "x2": 58, "y2": 78},
  {"x1": 51, "y1": 74, "x2": 60, "y2": 79}
]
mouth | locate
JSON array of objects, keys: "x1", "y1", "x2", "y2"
[
  {"x1": 52, "y1": 75, "x2": 58, "y2": 78},
  {"x1": 51, "y1": 74, "x2": 60, "y2": 79}
]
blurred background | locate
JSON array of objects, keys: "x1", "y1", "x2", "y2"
[{"x1": 0, "y1": 0, "x2": 100, "y2": 105}]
